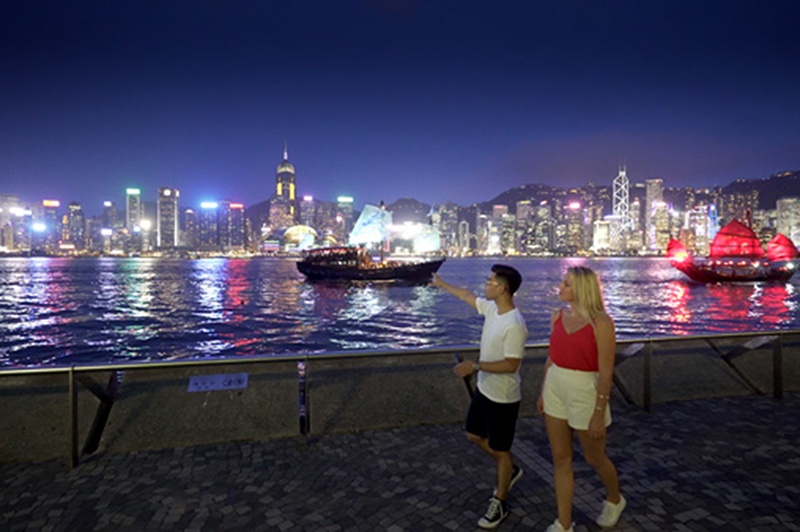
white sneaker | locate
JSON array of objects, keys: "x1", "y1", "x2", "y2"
[
  {"x1": 596, "y1": 494, "x2": 627, "y2": 528},
  {"x1": 544, "y1": 518, "x2": 574, "y2": 532}
]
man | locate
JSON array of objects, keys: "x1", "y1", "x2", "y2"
[{"x1": 431, "y1": 264, "x2": 528, "y2": 529}]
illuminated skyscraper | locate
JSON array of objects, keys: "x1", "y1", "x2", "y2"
[
  {"x1": 438, "y1": 203, "x2": 460, "y2": 254},
  {"x1": 299, "y1": 195, "x2": 316, "y2": 228},
  {"x1": 269, "y1": 145, "x2": 297, "y2": 229},
  {"x1": 157, "y1": 187, "x2": 180, "y2": 249},
  {"x1": 492, "y1": 204, "x2": 509, "y2": 219},
  {"x1": 652, "y1": 200, "x2": 670, "y2": 251},
  {"x1": 40, "y1": 200, "x2": 61, "y2": 253},
  {"x1": 565, "y1": 201, "x2": 584, "y2": 253},
  {"x1": 228, "y1": 202, "x2": 247, "y2": 250},
  {"x1": 458, "y1": 219, "x2": 471, "y2": 253},
  {"x1": 336, "y1": 196, "x2": 354, "y2": 236},
  {"x1": 126, "y1": 188, "x2": 142, "y2": 230},
  {"x1": 612, "y1": 165, "x2": 632, "y2": 231},
  {"x1": 102, "y1": 201, "x2": 119, "y2": 230},
  {"x1": 645, "y1": 178, "x2": 664, "y2": 250},
  {"x1": 0, "y1": 195, "x2": 20, "y2": 250},
  {"x1": 64, "y1": 202, "x2": 86, "y2": 250},
  {"x1": 198, "y1": 202, "x2": 219, "y2": 250},
  {"x1": 183, "y1": 208, "x2": 198, "y2": 249},
  {"x1": 534, "y1": 201, "x2": 553, "y2": 252},
  {"x1": 777, "y1": 197, "x2": 800, "y2": 243},
  {"x1": 218, "y1": 201, "x2": 246, "y2": 251},
  {"x1": 516, "y1": 200, "x2": 533, "y2": 221},
  {"x1": 720, "y1": 188, "x2": 759, "y2": 226}
]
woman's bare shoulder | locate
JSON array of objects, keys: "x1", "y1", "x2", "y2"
[{"x1": 594, "y1": 312, "x2": 615, "y2": 328}]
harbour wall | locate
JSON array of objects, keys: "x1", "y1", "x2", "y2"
[{"x1": 1, "y1": 332, "x2": 799, "y2": 465}]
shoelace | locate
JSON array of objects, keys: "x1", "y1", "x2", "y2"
[{"x1": 485, "y1": 498, "x2": 502, "y2": 518}]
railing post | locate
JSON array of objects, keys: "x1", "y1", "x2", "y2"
[
  {"x1": 68, "y1": 366, "x2": 79, "y2": 469},
  {"x1": 298, "y1": 360, "x2": 310, "y2": 435},
  {"x1": 773, "y1": 335, "x2": 783, "y2": 400},
  {"x1": 643, "y1": 338, "x2": 652, "y2": 412},
  {"x1": 82, "y1": 370, "x2": 124, "y2": 455}
]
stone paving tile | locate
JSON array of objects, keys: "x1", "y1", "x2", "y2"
[{"x1": 1, "y1": 393, "x2": 799, "y2": 531}]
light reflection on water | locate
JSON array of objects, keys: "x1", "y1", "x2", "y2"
[{"x1": 2, "y1": 256, "x2": 800, "y2": 367}]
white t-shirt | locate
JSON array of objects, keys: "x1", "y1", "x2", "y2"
[{"x1": 475, "y1": 297, "x2": 528, "y2": 403}]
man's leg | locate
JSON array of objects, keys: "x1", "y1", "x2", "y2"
[{"x1": 466, "y1": 433, "x2": 514, "y2": 500}]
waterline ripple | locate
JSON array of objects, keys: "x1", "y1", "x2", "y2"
[{"x1": 2, "y1": 256, "x2": 800, "y2": 367}]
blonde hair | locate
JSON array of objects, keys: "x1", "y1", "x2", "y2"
[{"x1": 566, "y1": 266, "x2": 606, "y2": 321}]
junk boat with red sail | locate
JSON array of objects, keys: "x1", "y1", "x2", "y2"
[
  {"x1": 667, "y1": 219, "x2": 799, "y2": 283},
  {"x1": 296, "y1": 203, "x2": 445, "y2": 282}
]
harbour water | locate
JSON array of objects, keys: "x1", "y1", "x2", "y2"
[{"x1": 1, "y1": 256, "x2": 799, "y2": 367}]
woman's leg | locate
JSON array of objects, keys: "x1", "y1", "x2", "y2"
[
  {"x1": 545, "y1": 414, "x2": 574, "y2": 529},
  {"x1": 576, "y1": 430, "x2": 621, "y2": 503}
]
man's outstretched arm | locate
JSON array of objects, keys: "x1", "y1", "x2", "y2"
[{"x1": 431, "y1": 273, "x2": 477, "y2": 309}]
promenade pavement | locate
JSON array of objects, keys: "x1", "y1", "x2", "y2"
[{"x1": 2, "y1": 393, "x2": 799, "y2": 531}]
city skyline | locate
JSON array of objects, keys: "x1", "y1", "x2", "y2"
[
  {"x1": 2, "y1": 161, "x2": 793, "y2": 220},
  {"x1": 3, "y1": 2, "x2": 800, "y2": 210}
]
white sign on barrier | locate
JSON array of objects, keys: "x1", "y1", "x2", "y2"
[{"x1": 187, "y1": 373, "x2": 249, "y2": 392}]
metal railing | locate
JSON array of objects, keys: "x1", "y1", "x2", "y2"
[{"x1": 1, "y1": 330, "x2": 797, "y2": 467}]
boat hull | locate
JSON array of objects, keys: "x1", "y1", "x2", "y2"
[
  {"x1": 671, "y1": 259, "x2": 798, "y2": 283},
  {"x1": 297, "y1": 258, "x2": 445, "y2": 282}
]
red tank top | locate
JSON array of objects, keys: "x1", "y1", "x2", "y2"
[{"x1": 548, "y1": 310, "x2": 599, "y2": 371}]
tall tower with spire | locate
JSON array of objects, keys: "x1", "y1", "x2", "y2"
[
  {"x1": 610, "y1": 165, "x2": 632, "y2": 251},
  {"x1": 269, "y1": 143, "x2": 297, "y2": 229},
  {"x1": 612, "y1": 165, "x2": 632, "y2": 231},
  {"x1": 275, "y1": 143, "x2": 296, "y2": 203}
]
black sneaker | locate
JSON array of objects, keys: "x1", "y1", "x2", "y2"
[
  {"x1": 477, "y1": 496, "x2": 507, "y2": 529},
  {"x1": 509, "y1": 465, "x2": 523, "y2": 492}
]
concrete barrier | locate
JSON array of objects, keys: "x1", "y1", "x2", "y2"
[
  {"x1": 0, "y1": 361, "x2": 298, "y2": 464},
  {"x1": 2, "y1": 332, "x2": 798, "y2": 465}
]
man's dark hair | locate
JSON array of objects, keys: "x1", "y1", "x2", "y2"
[{"x1": 491, "y1": 264, "x2": 522, "y2": 295}]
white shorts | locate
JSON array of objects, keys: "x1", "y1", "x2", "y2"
[{"x1": 542, "y1": 363, "x2": 612, "y2": 431}]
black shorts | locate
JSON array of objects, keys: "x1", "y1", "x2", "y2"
[{"x1": 465, "y1": 390, "x2": 520, "y2": 452}]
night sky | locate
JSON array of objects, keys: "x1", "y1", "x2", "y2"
[{"x1": 2, "y1": 1, "x2": 800, "y2": 213}]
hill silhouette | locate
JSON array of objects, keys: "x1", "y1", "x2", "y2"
[{"x1": 722, "y1": 170, "x2": 800, "y2": 209}]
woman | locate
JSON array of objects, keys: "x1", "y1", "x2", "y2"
[{"x1": 537, "y1": 266, "x2": 626, "y2": 532}]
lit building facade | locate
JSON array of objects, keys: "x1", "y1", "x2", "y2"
[
  {"x1": 299, "y1": 195, "x2": 316, "y2": 228},
  {"x1": 652, "y1": 200, "x2": 671, "y2": 252},
  {"x1": 645, "y1": 178, "x2": 664, "y2": 250},
  {"x1": 63, "y1": 202, "x2": 86, "y2": 250},
  {"x1": 198, "y1": 202, "x2": 220, "y2": 250},
  {"x1": 777, "y1": 197, "x2": 800, "y2": 243},
  {"x1": 336, "y1": 196, "x2": 355, "y2": 235},
  {"x1": 720, "y1": 186, "x2": 759, "y2": 226},
  {"x1": 218, "y1": 201, "x2": 247, "y2": 251},
  {"x1": 436, "y1": 203, "x2": 460, "y2": 254},
  {"x1": 157, "y1": 187, "x2": 180, "y2": 249},
  {"x1": 126, "y1": 188, "x2": 142, "y2": 230},
  {"x1": 183, "y1": 208, "x2": 198, "y2": 249},
  {"x1": 533, "y1": 201, "x2": 554, "y2": 253},
  {"x1": 269, "y1": 146, "x2": 297, "y2": 230},
  {"x1": 0, "y1": 195, "x2": 23, "y2": 251},
  {"x1": 38, "y1": 200, "x2": 61, "y2": 253}
]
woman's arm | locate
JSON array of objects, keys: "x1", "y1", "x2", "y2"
[
  {"x1": 537, "y1": 309, "x2": 560, "y2": 414},
  {"x1": 588, "y1": 313, "x2": 616, "y2": 437},
  {"x1": 594, "y1": 313, "x2": 616, "y2": 398}
]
